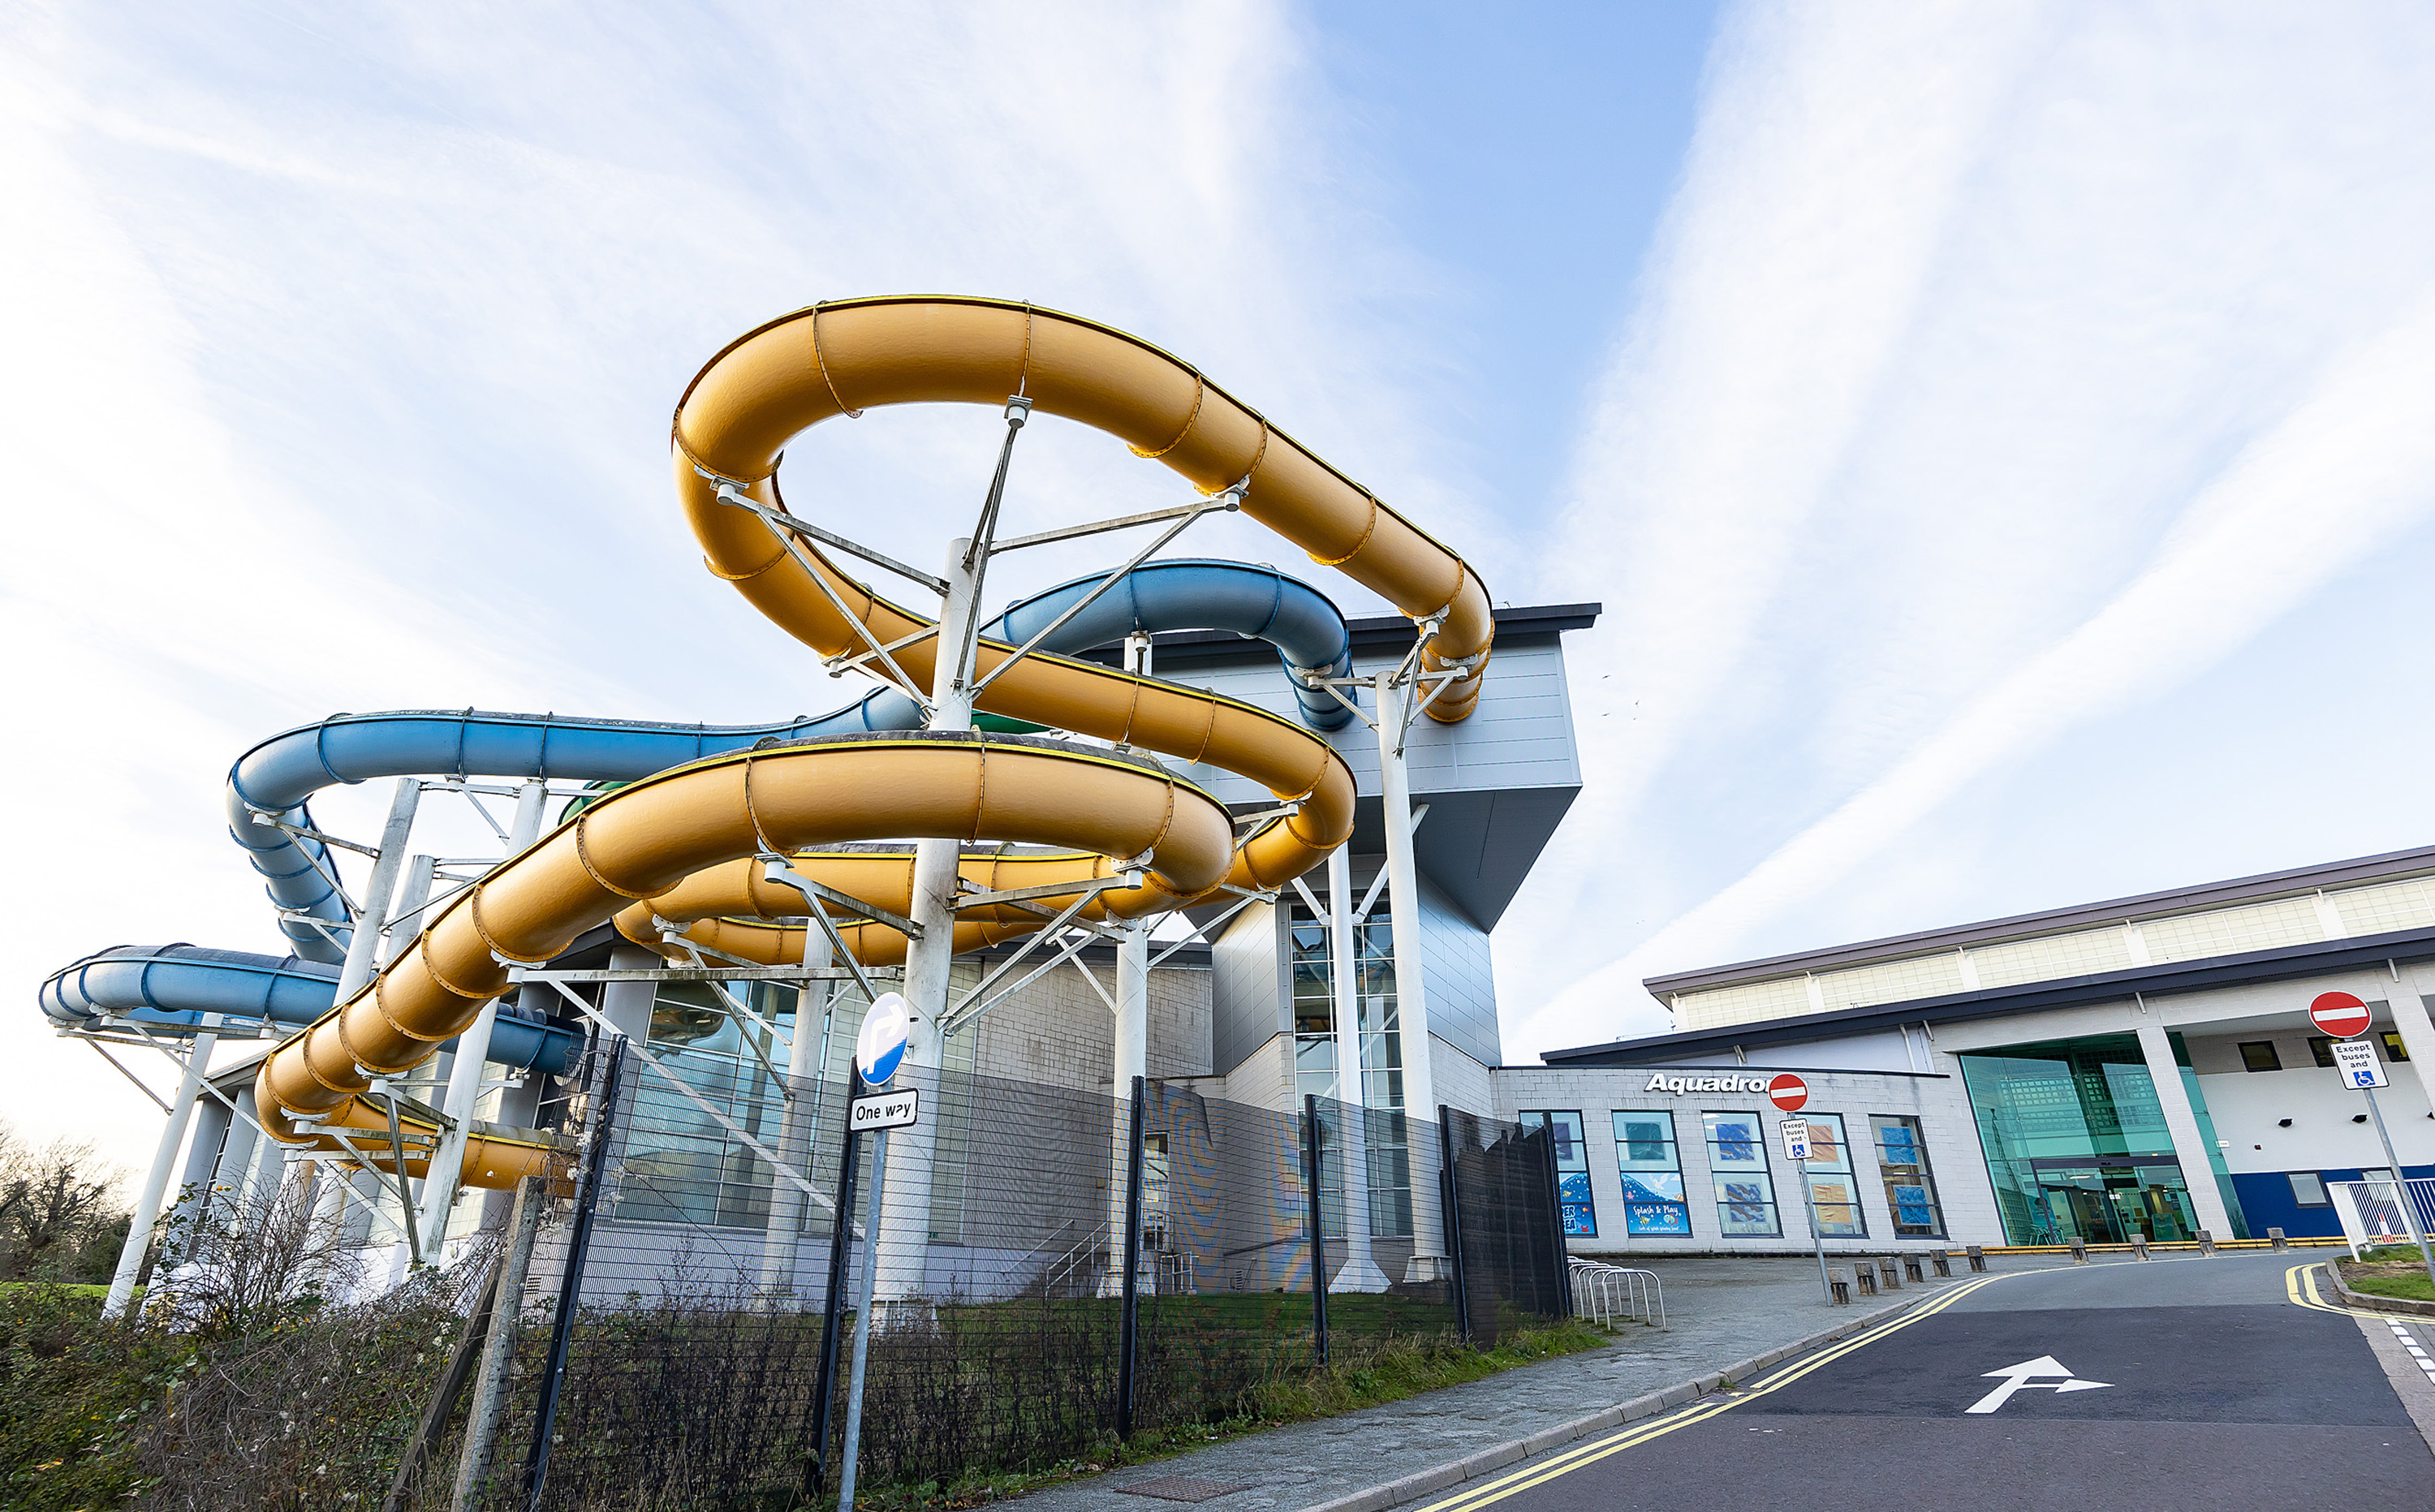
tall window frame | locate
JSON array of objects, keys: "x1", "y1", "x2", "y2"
[
  {"x1": 1702, "y1": 1109, "x2": 1782, "y2": 1238},
  {"x1": 1868, "y1": 1114, "x2": 1947, "y2": 1238},
  {"x1": 1798, "y1": 1113, "x2": 1867, "y2": 1238},
  {"x1": 1612, "y1": 1110, "x2": 1692, "y2": 1237}
]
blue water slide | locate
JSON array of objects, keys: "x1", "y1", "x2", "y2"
[
  {"x1": 983, "y1": 558, "x2": 1354, "y2": 731},
  {"x1": 231, "y1": 696, "x2": 922, "y2": 962},
  {"x1": 57, "y1": 560, "x2": 1348, "y2": 1068},
  {"x1": 235, "y1": 561, "x2": 1349, "y2": 963},
  {"x1": 39, "y1": 944, "x2": 575, "y2": 1075}
]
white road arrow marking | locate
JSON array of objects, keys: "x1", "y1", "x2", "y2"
[{"x1": 1965, "y1": 1355, "x2": 2113, "y2": 1414}]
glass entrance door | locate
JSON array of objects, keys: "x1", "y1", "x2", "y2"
[{"x1": 2028, "y1": 1161, "x2": 2199, "y2": 1244}]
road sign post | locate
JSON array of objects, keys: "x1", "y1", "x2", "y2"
[
  {"x1": 2311, "y1": 993, "x2": 2435, "y2": 1289},
  {"x1": 835, "y1": 993, "x2": 912, "y2": 1512},
  {"x1": 1782, "y1": 1118, "x2": 1832, "y2": 1303}
]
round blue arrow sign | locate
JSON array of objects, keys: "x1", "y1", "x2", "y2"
[{"x1": 855, "y1": 992, "x2": 912, "y2": 1088}]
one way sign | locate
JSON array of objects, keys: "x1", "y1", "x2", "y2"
[{"x1": 1965, "y1": 1355, "x2": 2112, "y2": 1413}]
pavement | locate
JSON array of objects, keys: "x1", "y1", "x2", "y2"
[
  {"x1": 1347, "y1": 1251, "x2": 2435, "y2": 1512},
  {"x1": 1006, "y1": 1253, "x2": 2044, "y2": 1512}
]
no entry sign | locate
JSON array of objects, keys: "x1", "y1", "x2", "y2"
[
  {"x1": 2308, "y1": 991, "x2": 2374, "y2": 1040},
  {"x1": 1767, "y1": 1072, "x2": 1810, "y2": 1113}
]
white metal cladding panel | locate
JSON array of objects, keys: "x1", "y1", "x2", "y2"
[
  {"x1": 1210, "y1": 901, "x2": 1283, "y2": 1075},
  {"x1": 1968, "y1": 927, "x2": 2135, "y2": 989},
  {"x1": 1672, "y1": 976, "x2": 1812, "y2": 1031},
  {"x1": 2141, "y1": 896, "x2": 2325, "y2": 963},
  {"x1": 2329, "y1": 877, "x2": 2435, "y2": 936},
  {"x1": 1817, "y1": 953, "x2": 1965, "y2": 1011},
  {"x1": 1165, "y1": 638, "x2": 1582, "y2": 804},
  {"x1": 1417, "y1": 873, "x2": 1501, "y2": 1068}
]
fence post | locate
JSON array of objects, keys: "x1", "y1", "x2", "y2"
[
  {"x1": 384, "y1": 1251, "x2": 502, "y2": 1512},
  {"x1": 1304, "y1": 1094, "x2": 1330, "y2": 1365},
  {"x1": 449, "y1": 1174, "x2": 546, "y2": 1512},
  {"x1": 1116, "y1": 1075, "x2": 1148, "y2": 1441},
  {"x1": 1536, "y1": 1116, "x2": 1573, "y2": 1318},
  {"x1": 1437, "y1": 1109, "x2": 1471, "y2": 1343},
  {"x1": 524, "y1": 1038, "x2": 624, "y2": 1511},
  {"x1": 804, "y1": 1069, "x2": 866, "y2": 1500}
]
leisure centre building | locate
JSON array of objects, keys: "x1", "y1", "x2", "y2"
[{"x1": 1507, "y1": 846, "x2": 2435, "y2": 1255}]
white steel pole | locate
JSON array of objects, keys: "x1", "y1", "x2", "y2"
[
  {"x1": 1329, "y1": 843, "x2": 1389, "y2": 1290},
  {"x1": 103, "y1": 1020, "x2": 219, "y2": 1319},
  {"x1": 1113, "y1": 631, "x2": 1152, "y2": 1096},
  {"x1": 334, "y1": 778, "x2": 421, "y2": 1000},
  {"x1": 420, "y1": 778, "x2": 548, "y2": 1249},
  {"x1": 835, "y1": 1124, "x2": 891, "y2": 1512},
  {"x1": 1374, "y1": 670, "x2": 1447, "y2": 1281},
  {"x1": 877, "y1": 534, "x2": 981, "y2": 1303}
]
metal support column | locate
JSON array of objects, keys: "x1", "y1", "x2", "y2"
[
  {"x1": 104, "y1": 1021, "x2": 219, "y2": 1318},
  {"x1": 1326, "y1": 845, "x2": 1390, "y2": 1290},
  {"x1": 877, "y1": 530, "x2": 985, "y2": 1303},
  {"x1": 1304, "y1": 1092, "x2": 1330, "y2": 1363},
  {"x1": 1437, "y1": 1111, "x2": 1471, "y2": 1342},
  {"x1": 334, "y1": 777, "x2": 421, "y2": 999},
  {"x1": 1376, "y1": 671, "x2": 1447, "y2": 1280},
  {"x1": 1116, "y1": 1075, "x2": 1148, "y2": 1438},
  {"x1": 424, "y1": 778, "x2": 548, "y2": 1249}
]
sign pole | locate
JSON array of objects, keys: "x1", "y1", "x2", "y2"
[
  {"x1": 1782, "y1": 1118, "x2": 1830, "y2": 1303},
  {"x1": 2312, "y1": 992, "x2": 2435, "y2": 1286},
  {"x1": 834, "y1": 1124, "x2": 890, "y2": 1512},
  {"x1": 2360, "y1": 1084, "x2": 2435, "y2": 1286}
]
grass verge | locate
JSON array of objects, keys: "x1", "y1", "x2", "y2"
[{"x1": 846, "y1": 1319, "x2": 1614, "y2": 1512}]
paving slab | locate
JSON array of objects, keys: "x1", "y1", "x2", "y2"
[{"x1": 1006, "y1": 1255, "x2": 2059, "y2": 1512}]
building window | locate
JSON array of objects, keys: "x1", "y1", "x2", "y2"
[
  {"x1": 1869, "y1": 1114, "x2": 1947, "y2": 1238},
  {"x1": 1613, "y1": 1111, "x2": 1692, "y2": 1236},
  {"x1": 1521, "y1": 1110, "x2": 1596, "y2": 1237},
  {"x1": 1288, "y1": 898, "x2": 1411, "y2": 1237},
  {"x1": 2288, "y1": 1171, "x2": 2330, "y2": 1207},
  {"x1": 2381, "y1": 1032, "x2": 2411, "y2": 1063},
  {"x1": 2309, "y1": 1038, "x2": 2338, "y2": 1068},
  {"x1": 1703, "y1": 1111, "x2": 1781, "y2": 1237},
  {"x1": 1798, "y1": 1114, "x2": 1866, "y2": 1237},
  {"x1": 2238, "y1": 1041, "x2": 2282, "y2": 1072}
]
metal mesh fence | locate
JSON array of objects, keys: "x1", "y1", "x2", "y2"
[{"x1": 452, "y1": 1023, "x2": 1570, "y2": 1510}]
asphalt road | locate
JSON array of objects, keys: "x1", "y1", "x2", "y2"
[{"x1": 1411, "y1": 1253, "x2": 2434, "y2": 1512}]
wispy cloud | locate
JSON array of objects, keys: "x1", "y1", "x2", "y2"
[
  {"x1": 0, "y1": 0, "x2": 1467, "y2": 1167},
  {"x1": 1502, "y1": 0, "x2": 2435, "y2": 1053}
]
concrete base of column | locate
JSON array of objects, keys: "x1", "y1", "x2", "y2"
[{"x1": 1402, "y1": 1254, "x2": 1452, "y2": 1283}]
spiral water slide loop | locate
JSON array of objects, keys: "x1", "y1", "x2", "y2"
[{"x1": 252, "y1": 295, "x2": 1494, "y2": 1187}]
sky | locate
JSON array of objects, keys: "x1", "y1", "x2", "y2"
[{"x1": 6, "y1": 2, "x2": 2435, "y2": 1175}]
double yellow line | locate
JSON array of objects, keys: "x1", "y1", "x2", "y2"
[
  {"x1": 1410, "y1": 1272, "x2": 2014, "y2": 1512},
  {"x1": 2285, "y1": 1260, "x2": 2371, "y2": 1316}
]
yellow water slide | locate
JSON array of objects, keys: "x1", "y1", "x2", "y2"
[{"x1": 253, "y1": 295, "x2": 1494, "y2": 1188}]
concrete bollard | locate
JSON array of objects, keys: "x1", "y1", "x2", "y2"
[
  {"x1": 1855, "y1": 1264, "x2": 1877, "y2": 1297},
  {"x1": 1966, "y1": 1245, "x2": 1987, "y2": 1273},
  {"x1": 1930, "y1": 1248, "x2": 1952, "y2": 1278},
  {"x1": 2131, "y1": 1233, "x2": 2149, "y2": 1260},
  {"x1": 1826, "y1": 1267, "x2": 1851, "y2": 1305},
  {"x1": 1877, "y1": 1259, "x2": 1902, "y2": 1290},
  {"x1": 2196, "y1": 1230, "x2": 2216, "y2": 1256},
  {"x1": 2269, "y1": 1227, "x2": 2288, "y2": 1251},
  {"x1": 2069, "y1": 1236, "x2": 2088, "y2": 1264},
  {"x1": 1902, "y1": 1253, "x2": 1925, "y2": 1283}
]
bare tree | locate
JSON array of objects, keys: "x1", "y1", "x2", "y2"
[
  {"x1": 152, "y1": 1170, "x2": 360, "y2": 1339},
  {"x1": 0, "y1": 1119, "x2": 127, "y2": 1282}
]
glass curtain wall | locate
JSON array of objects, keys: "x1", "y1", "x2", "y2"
[
  {"x1": 1958, "y1": 1033, "x2": 2248, "y2": 1245},
  {"x1": 1288, "y1": 898, "x2": 1413, "y2": 1237}
]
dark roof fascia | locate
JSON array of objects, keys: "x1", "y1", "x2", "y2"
[
  {"x1": 1082, "y1": 601, "x2": 1602, "y2": 668},
  {"x1": 1553, "y1": 924, "x2": 2435, "y2": 1066},
  {"x1": 1645, "y1": 842, "x2": 2435, "y2": 995}
]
